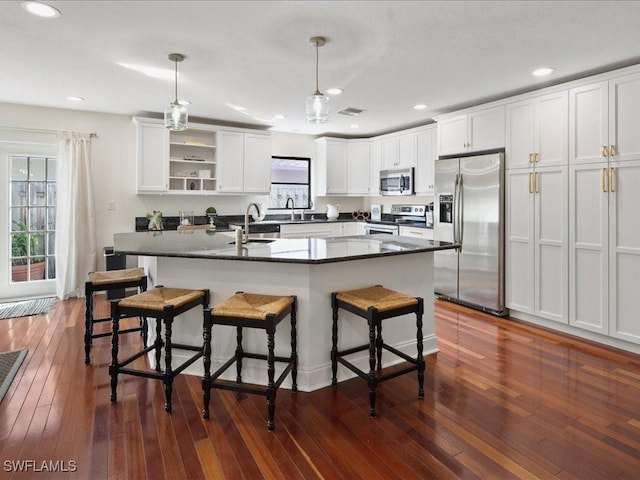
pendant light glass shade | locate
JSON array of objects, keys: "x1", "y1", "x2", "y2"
[
  {"x1": 305, "y1": 37, "x2": 329, "y2": 124},
  {"x1": 164, "y1": 101, "x2": 188, "y2": 131},
  {"x1": 306, "y1": 90, "x2": 329, "y2": 124},
  {"x1": 164, "y1": 53, "x2": 188, "y2": 131}
]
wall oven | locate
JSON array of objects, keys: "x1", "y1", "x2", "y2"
[{"x1": 379, "y1": 168, "x2": 414, "y2": 196}]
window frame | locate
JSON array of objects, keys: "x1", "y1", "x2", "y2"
[{"x1": 269, "y1": 155, "x2": 312, "y2": 210}]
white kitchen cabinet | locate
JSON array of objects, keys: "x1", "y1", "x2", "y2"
[
  {"x1": 216, "y1": 130, "x2": 244, "y2": 193},
  {"x1": 381, "y1": 133, "x2": 416, "y2": 169},
  {"x1": 399, "y1": 226, "x2": 433, "y2": 240},
  {"x1": 347, "y1": 141, "x2": 372, "y2": 194},
  {"x1": 243, "y1": 133, "x2": 272, "y2": 193},
  {"x1": 608, "y1": 160, "x2": 640, "y2": 343},
  {"x1": 168, "y1": 127, "x2": 217, "y2": 193},
  {"x1": 437, "y1": 105, "x2": 505, "y2": 156},
  {"x1": 569, "y1": 72, "x2": 640, "y2": 165},
  {"x1": 134, "y1": 118, "x2": 169, "y2": 193},
  {"x1": 280, "y1": 222, "x2": 338, "y2": 239},
  {"x1": 506, "y1": 91, "x2": 568, "y2": 169},
  {"x1": 569, "y1": 160, "x2": 640, "y2": 343},
  {"x1": 415, "y1": 125, "x2": 436, "y2": 193},
  {"x1": 315, "y1": 137, "x2": 348, "y2": 195},
  {"x1": 568, "y1": 162, "x2": 609, "y2": 334},
  {"x1": 341, "y1": 221, "x2": 366, "y2": 236},
  {"x1": 370, "y1": 139, "x2": 382, "y2": 195},
  {"x1": 506, "y1": 165, "x2": 568, "y2": 323}
]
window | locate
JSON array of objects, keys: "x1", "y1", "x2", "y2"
[
  {"x1": 268, "y1": 156, "x2": 311, "y2": 209},
  {"x1": 10, "y1": 155, "x2": 56, "y2": 282}
]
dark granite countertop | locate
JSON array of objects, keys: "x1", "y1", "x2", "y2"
[{"x1": 114, "y1": 230, "x2": 456, "y2": 265}]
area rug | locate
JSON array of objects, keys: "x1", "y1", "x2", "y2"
[
  {"x1": 0, "y1": 349, "x2": 28, "y2": 403},
  {"x1": 0, "y1": 297, "x2": 57, "y2": 320}
]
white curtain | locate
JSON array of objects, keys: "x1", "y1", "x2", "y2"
[{"x1": 55, "y1": 132, "x2": 96, "y2": 299}]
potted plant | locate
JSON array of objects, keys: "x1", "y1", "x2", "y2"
[{"x1": 11, "y1": 220, "x2": 45, "y2": 281}]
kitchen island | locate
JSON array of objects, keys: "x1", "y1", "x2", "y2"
[{"x1": 114, "y1": 230, "x2": 455, "y2": 391}]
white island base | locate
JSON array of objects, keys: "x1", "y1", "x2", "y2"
[{"x1": 140, "y1": 251, "x2": 436, "y2": 392}]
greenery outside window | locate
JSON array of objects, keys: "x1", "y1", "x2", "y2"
[
  {"x1": 10, "y1": 155, "x2": 56, "y2": 282},
  {"x1": 268, "y1": 156, "x2": 311, "y2": 209}
]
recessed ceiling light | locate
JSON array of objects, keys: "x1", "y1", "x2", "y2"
[
  {"x1": 413, "y1": 103, "x2": 428, "y2": 110},
  {"x1": 273, "y1": 114, "x2": 285, "y2": 120},
  {"x1": 21, "y1": 1, "x2": 61, "y2": 18},
  {"x1": 350, "y1": 124, "x2": 360, "y2": 129},
  {"x1": 327, "y1": 88, "x2": 343, "y2": 95},
  {"x1": 532, "y1": 67, "x2": 555, "y2": 77},
  {"x1": 66, "y1": 96, "x2": 84, "y2": 102}
]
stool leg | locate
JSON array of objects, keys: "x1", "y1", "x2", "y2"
[
  {"x1": 163, "y1": 312, "x2": 174, "y2": 413},
  {"x1": 367, "y1": 309, "x2": 378, "y2": 417},
  {"x1": 376, "y1": 315, "x2": 383, "y2": 372},
  {"x1": 140, "y1": 316, "x2": 148, "y2": 348},
  {"x1": 202, "y1": 309, "x2": 212, "y2": 420},
  {"x1": 154, "y1": 319, "x2": 163, "y2": 372},
  {"x1": 266, "y1": 321, "x2": 276, "y2": 431},
  {"x1": 235, "y1": 326, "x2": 243, "y2": 383},
  {"x1": 109, "y1": 301, "x2": 120, "y2": 403},
  {"x1": 290, "y1": 298, "x2": 298, "y2": 392},
  {"x1": 84, "y1": 283, "x2": 93, "y2": 364},
  {"x1": 416, "y1": 298, "x2": 425, "y2": 397},
  {"x1": 330, "y1": 293, "x2": 339, "y2": 386}
]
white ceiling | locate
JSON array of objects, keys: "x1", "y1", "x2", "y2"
[{"x1": 3, "y1": 1, "x2": 640, "y2": 137}]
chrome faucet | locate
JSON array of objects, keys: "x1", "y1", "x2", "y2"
[
  {"x1": 285, "y1": 197, "x2": 295, "y2": 220},
  {"x1": 244, "y1": 202, "x2": 261, "y2": 244}
]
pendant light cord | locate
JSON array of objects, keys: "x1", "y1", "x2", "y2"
[
  {"x1": 174, "y1": 59, "x2": 178, "y2": 103},
  {"x1": 315, "y1": 39, "x2": 319, "y2": 92}
]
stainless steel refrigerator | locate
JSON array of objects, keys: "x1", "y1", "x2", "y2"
[{"x1": 433, "y1": 149, "x2": 508, "y2": 316}]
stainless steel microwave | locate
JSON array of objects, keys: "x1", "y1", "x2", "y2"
[{"x1": 379, "y1": 168, "x2": 414, "y2": 196}]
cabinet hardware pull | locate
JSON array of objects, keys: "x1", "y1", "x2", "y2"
[
  {"x1": 534, "y1": 152, "x2": 539, "y2": 163},
  {"x1": 528, "y1": 172, "x2": 533, "y2": 193},
  {"x1": 535, "y1": 172, "x2": 539, "y2": 193},
  {"x1": 609, "y1": 167, "x2": 615, "y2": 192},
  {"x1": 529, "y1": 153, "x2": 533, "y2": 164},
  {"x1": 601, "y1": 146, "x2": 608, "y2": 158},
  {"x1": 609, "y1": 145, "x2": 616, "y2": 157},
  {"x1": 601, "y1": 168, "x2": 607, "y2": 192}
]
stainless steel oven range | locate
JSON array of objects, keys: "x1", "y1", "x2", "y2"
[{"x1": 364, "y1": 204, "x2": 429, "y2": 235}]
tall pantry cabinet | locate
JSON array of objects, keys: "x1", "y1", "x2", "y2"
[
  {"x1": 568, "y1": 72, "x2": 640, "y2": 343},
  {"x1": 505, "y1": 91, "x2": 569, "y2": 323}
]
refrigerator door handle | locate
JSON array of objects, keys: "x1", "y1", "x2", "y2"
[
  {"x1": 453, "y1": 173, "x2": 459, "y2": 248},
  {"x1": 458, "y1": 173, "x2": 464, "y2": 249}
]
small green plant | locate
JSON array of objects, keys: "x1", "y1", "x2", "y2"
[
  {"x1": 11, "y1": 220, "x2": 39, "y2": 266},
  {"x1": 205, "y1": 206, "x2": 217, "y2": 215}
]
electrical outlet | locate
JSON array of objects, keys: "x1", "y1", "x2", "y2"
[{"x1": 107, "y1": 201, "x2": 115, "y2": 211}]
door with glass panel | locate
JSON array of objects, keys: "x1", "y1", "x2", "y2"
[{"x1": 1, "y1": 142, "x2": 57, "y2": 301}]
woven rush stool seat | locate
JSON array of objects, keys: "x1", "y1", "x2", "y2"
[
  {"x1": 331, "y1": 285, "x2": 425, "y2": 417},
  {"x1": 109, "y1": 286, "x2": 210, "y2": 412},
  {"x1": 202, "y1": 292, "x2": 297, "y2": 431},
  {"x1": 84, "y1": 267, "x2": 147, "y2": 364}
]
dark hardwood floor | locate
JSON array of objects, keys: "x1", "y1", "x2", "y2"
[{"x1": 1, "y1": 296, "x2": 640, "y2": 479}]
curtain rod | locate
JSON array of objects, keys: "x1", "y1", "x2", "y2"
[{"x1": 0, "y1": 125, "x2": 98, "y2": 138}]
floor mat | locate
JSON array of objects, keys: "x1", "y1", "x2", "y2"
[
  {"x1": 0, "y1": 297, "x2": 57, "y2": 320},
  {"x1": 0, "y1": 349, "x2": 28, "y2": 403}
]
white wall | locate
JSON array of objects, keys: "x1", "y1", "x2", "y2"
[{"x1": 2, "y1": 104, "x2": 364, "y2": 271}]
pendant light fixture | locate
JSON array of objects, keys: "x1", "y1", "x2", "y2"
[
  {"x1": 305, "y1": 36, "x2": 329, "y2": 124},
  {"x1": 164, "y1": 53, "x2": 188, "y2": 131}
]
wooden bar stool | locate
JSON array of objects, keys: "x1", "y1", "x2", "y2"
[
  {"x1": 202, "y1": 292, "x2": 297, "y2": 431},
  {"x1": 109, "y1": 286, "x2": 210, "y2": 412},
  {"x1": 84, "y1": 267, "x2": 147, "y2": 364},
  {"x1": 331, "y1": 285, "x2": 425, "y2": 417}
]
